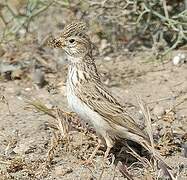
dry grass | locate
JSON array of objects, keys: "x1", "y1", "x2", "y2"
[
  {"x1": 26, "y1": 97, "x2": 179, "y2": 179},
  {"x1": 136, "y1": 96, "x2": 177, "y2": 180}
]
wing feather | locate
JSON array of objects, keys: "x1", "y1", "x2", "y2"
[{"x1": 76, "y1": 81, "x2": 149, "y2": 140}]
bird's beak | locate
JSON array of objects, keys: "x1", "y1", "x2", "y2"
[{"x1": 47, "y1": 36, "x2": 65, "y2": 48}]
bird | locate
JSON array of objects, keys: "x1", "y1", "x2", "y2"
[{"x1": 48, "y1": 21, "x2": 170, "y2": 167}]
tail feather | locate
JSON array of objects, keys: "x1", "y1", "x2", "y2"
[
  {"x1": 125, "y1": 132, "x2": 171, "y2": 169},
  {"x1": 139, "y1": 139, "x2": 171, "y2": 170}
]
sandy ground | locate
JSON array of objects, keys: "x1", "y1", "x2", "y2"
[
  {"x1": 0, "y1": 2, "x2": 187, "y2": 179},
  {"x1": 0, "y1": 50, "x2": 187, "y2": 179}
]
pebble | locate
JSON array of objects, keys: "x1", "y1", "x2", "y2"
[
  {"x1": 104, "y1": 56, "x2": 112, "y2": 61},
  {"x1": 172, "y1": 53, "x2": 186, "y2": 65},
  {"x1": 25, "y1": 88, "x2": 31, "y2": 91},
  {"x1": 172, "y1": 55, "x2": 180, "y2": 65}
]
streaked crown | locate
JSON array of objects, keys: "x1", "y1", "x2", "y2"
[{"x1": 62, "y1": 21, "x2": 87, "y2": 38}]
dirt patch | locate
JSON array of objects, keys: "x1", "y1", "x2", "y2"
[
  {"x1": 0, "y1": 1, "x2": 187, "y2": 179},
  {"x1": 0, "y1": 50, "x2": 187, "y2": 179}
]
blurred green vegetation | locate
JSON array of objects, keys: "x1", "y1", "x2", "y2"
[
  {"x1": 0, "y1": 0, "x2": 186, "y2": 54},
  {"x1": 0, "y1": 0, "x2": 55, "y2": 42}
]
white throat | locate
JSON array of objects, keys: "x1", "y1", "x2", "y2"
[{"x1": 67, "y1": 54, "x2": 83, "y2": 64}]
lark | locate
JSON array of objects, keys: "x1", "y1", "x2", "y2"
[{"x1": 49, "y1": 21, "x2": 169, "y2": 166}]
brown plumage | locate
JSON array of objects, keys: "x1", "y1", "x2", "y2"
[{"x1": 49, "y1": 21, "x2": 170, "y2": 168}]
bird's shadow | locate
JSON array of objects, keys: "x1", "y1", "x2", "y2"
[{"x1": 109, "y1": 140, "x2": 152, "y2": 168}]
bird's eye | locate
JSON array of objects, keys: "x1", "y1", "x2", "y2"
[{"x1": 69, "y1": 39, "x2": 75, "y2": 43}]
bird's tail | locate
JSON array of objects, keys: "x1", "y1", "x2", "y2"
[
  {"x1": 139, "y1": 138, "x2": 172, "y2": 171},
  {"x1": 127, "y1": 133, "x2": 171, "y2": 170}
]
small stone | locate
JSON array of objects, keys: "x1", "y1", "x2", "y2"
[
  {"x1": 104, "y1": 56, "x2": 112, "y2": 61},
  {"x1": 172, "y1": 55, "x2": 181, "y2": 65},
  {"x1": 25, "y1": 88, "x2": 31, "y2": 91},
  {"x1": 172, "y1": 53, "x2": 186, "y2": 65}
]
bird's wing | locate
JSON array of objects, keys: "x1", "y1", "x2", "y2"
[{"x1": 76, "y1": 81, "x2": 148, "y2": 140}]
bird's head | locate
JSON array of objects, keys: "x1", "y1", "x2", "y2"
[{"x1": 48, "y1": 21, "x2": 92, "y2": 60}]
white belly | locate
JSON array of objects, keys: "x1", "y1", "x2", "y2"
[
  {"x1": 66, "y1": 65, "x2": 112, "y2": 137},
  {"x1": 66, "y1": 84, "x2": 110, "y2": 136}
]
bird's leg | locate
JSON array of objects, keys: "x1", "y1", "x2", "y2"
[
  {"x1": 82, "y1": 139, "x2": 102, "y2": 165},
  {"x1": 88, "y1": 138, "x2": 102, "y2": 160},
  {"x1": 104, "y1": 146, "x2": 112, "y2": 159},
  {"x1": 104, "y1": 137, "x2": 114, "y2": 159}
]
